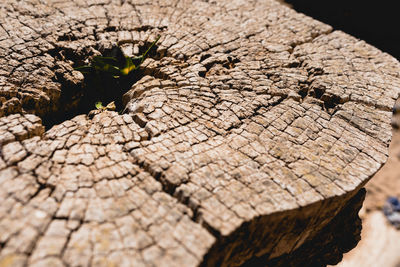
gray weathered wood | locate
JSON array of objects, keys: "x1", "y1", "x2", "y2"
[{"x1": 1, "y1": 0, "x2": 399, "y2": 266}]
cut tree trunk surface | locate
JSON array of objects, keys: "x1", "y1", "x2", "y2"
[{"x1": 0, "y1": 0, "x2": 399, "y2": 266}]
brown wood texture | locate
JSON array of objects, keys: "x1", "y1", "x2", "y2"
[{"x1": 0, "y1": 0, "x2": 399, "y2": 266}]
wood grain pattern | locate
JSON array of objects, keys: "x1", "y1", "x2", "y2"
[{"x1": 0, "y1": 0, "x2": 399, "y2": 266}]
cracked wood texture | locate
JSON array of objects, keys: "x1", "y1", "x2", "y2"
[{"x1": 1, "y1": 0, "x2": 400, "y2": 266}]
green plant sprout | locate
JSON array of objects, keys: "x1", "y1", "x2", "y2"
[
  {"x1": 75, "y1": 35, "x2": 161, "y2": 78},
  {"x1": 74, "y1": 35, "x2": 161, "y2": 110},
  {"x1": 95, "y1": 101, "x2": 116, "y2": 111}
]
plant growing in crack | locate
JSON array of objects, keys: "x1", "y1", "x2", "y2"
[
  {"x1": 74, "y1": 35, "x2": 161, "y2": 112},
  {"x1": 94, "y1": 101, "x2": 116, "y2": 111}
]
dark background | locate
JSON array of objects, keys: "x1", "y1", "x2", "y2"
[{"x1": 284, "y1": 0, "x2": 400, "y2": 60}]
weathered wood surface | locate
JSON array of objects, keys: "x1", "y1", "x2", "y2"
[{"x1": 0, "y1": 0, "x2": 399, "y2": 266}]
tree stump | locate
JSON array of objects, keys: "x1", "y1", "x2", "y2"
[{"x1": 0, "y1": 0, "x2": 399, "y2": 266}]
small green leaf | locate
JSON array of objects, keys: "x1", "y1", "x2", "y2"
[
  {"x1": 129, "y1": 35, "x2": 161, "y2": 70},
  {"x1": 102, "y1": 64, "x2": 122, "y2": 76},
  {"x1": 141, "y1": 35, "x2": 161, "y2": 60},
  {"x1": 121, "y1": 56, "x2": 136, "y2": 75},
  {"x1": 95, "y1": 101, "x2": 104, "y2": 110}
]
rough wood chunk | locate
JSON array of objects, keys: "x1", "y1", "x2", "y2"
[{"x1": 1, "y1": 0, "x2": 399, "y2": 266}]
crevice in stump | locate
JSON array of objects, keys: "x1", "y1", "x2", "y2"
[{"x1": 42, "y1": 41, "x2": 161, "y2": 130}]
